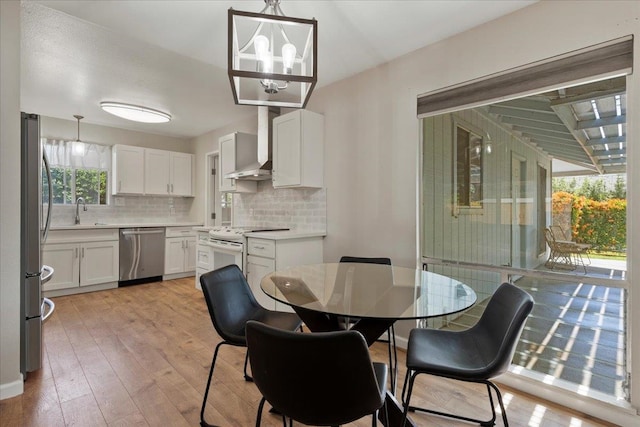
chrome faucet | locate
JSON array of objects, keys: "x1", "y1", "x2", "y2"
[{"x1": 75, "y1": 197, "x2": 87, "y2": 225}]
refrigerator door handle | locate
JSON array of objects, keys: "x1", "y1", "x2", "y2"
[
  {"x1": 42, "y1": 149, "x2": 53, "y2": 243},
  {"x1": 41, "y1": 265, "x2": 54, "y2": 284}
]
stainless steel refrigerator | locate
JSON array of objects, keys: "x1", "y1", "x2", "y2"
[{"x1": 20, "y1": 112, "x2": 54, "y2": 377}]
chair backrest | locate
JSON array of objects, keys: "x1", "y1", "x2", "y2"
[
  {"x1": 550, "y1": 225, "x2": 569, "y2": 241},
  {"x1": 246, "y1": 320, "x2": 385, "y2": 426},
  {"x1": 473, "y1": 283, "x2": 534, "y2": 378},
  {"x1": 199, "y1": 264, "x2": 260, "y2": 344},
  {"x1": 339, "y1": 256, "x2": 391, "y2": 265},
  {"x1": 337, "y1": 256, "x2": 392, "y2": 308}
]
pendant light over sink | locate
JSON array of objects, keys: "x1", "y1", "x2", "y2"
[
  {"x1": 228, "y1": 0, "x2": 317, "y2": 108},
  {"x1": 100, "y1": 101, "x2": 171, "y2": 123},
  {"x1": 72, "y1": 114, "x2": 85, "y2": 156}
]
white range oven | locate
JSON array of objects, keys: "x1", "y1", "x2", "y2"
[{"x1": 194, "y1": 226, "x2": 287, "y2": 290}]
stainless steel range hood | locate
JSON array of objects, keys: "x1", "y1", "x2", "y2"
[{"x1": 225, "y1": 106, "x2": 280, "y2": 181}]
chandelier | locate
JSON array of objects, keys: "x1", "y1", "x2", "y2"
[{"x1": 228, "y1": 0, "x2": 317, "y2": 108}]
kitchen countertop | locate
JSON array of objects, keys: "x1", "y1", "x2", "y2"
[
  {"x1": 192, "y1": 227, "x2": 326, "y2": 240},
  {"x1": 51, "y1": 221, "x2": 203, "y2": 231}
]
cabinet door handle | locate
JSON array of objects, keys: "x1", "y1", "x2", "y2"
[
  {"x1": 255, "y1": 245, "x2": 265, "y2": 250},
  {"x1": 75, "y1": 247, "x2": 78, "y2": 258},
  {"x1": 82, "y1": 247, "x2": 85, "y2": 258},
  {"x1": 171, "y1": 184, "x2": 174, "y2": 193},
  {"x1": 184, "y1": 240, "x2": 188, "y2": 248}
]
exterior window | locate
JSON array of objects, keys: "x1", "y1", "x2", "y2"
[
  {"x1": 454, "y1": 121, "x2": 483, "y2": 210},
  {"x1": 221, "y1": 192, "x2": 233, "y2": 226},
  {"x1": 43, "y1": 139, "x2": 111, "y2": 205}
]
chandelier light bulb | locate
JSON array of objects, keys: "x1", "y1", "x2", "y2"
[
  {"x1": 254, "y1": 35, "x2": 271, "y2": 72},
  {"x1": 282, "y1": 43, "x2": 297, "y2": 74}
]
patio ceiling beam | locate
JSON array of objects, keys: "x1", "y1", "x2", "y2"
[
  {"x1": 493, "y1": 98, "x2": 555, "y2": 112},
  {"x1": 592, "y1": 148, "x2": 626, "y2": 157},
  {"x1": 528, "y1": 136, "x2": 587, "y2": 148},
  {"x1": 598, "y1": 158, "x2": 627, "y2": 166},
  {"x1": 542, "y1": 149, "x2": 591, "y2": 162},
  {"x1": 577, "y1": 114, "x2": 626, "y2": 130},
  {"x1": 585, "y1": 136, "x2": 626, "y2": 146},
  {"x1": 548, "y1": 76, "x2": 626, "y2": 107},
  {"x1": 488, "y1": 106, "x2": 563, "y2": 124},
  {"x1": 501, "y1": 117, "x2": 571, "y2": 134},
  {"x1": 513, "y1": 126, "x2": 576, "y2": 141},
  {"x1": 535, "y1": 144, "x2": 588, "y2": 157},
  {"x1": 551, "y1": 104, "x2": 604, "y2": 174}
]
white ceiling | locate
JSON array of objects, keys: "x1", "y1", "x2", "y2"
[{"x1": 21, "y1": 0, "x2": 535, "y2": 138}]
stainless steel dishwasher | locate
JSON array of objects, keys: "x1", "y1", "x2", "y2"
[{"x1": 119, "y1": 228, "x2": 165, "y2": 284}]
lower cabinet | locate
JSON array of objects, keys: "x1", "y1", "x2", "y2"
[
  {"x1": 43, "y1": 229, "x2": 119, "y2": 294},
  {"x1": 246, "y1": 236, "x2": 323, "y2": 312},
  {"x1": 164, "y1": 227, "x2": 196, "y2": 277}
]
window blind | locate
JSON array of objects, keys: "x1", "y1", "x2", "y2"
[{"x1": 417, "y1": 37, "x2": 633, "y2": 117}]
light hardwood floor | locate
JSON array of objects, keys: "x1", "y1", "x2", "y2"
[{"x1": 1, "y1": 278, "x2": 615, "y2": 426}]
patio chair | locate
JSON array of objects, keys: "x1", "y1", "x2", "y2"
[{"x1": 544, "y1": 228, "x2": 590, "y2": 273}]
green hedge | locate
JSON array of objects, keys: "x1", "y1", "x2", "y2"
[{"x1": 552, "y1": 192, "x2": 626, "y2": 252}]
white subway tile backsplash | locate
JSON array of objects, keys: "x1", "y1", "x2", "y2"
[
  {"x1": 234, "y1": 181, "x2": 326, "y2": 232},
  {"x1": 49, "y1": 196, "x2": 194, "y2": 226}
]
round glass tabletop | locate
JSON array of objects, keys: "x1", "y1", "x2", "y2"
[{"x1": 261, "y1": 263, "x2": 477, "y2": 320}]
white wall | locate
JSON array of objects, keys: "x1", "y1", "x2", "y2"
[
  {"x1": 41, "y1": 116, "x2": 192, "y2": 153},
  {"x1": 0, "y1": 0, "x2": 24, "y2": 399}
]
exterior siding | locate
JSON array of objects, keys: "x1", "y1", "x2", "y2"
[{"x1": 422, "y1": 107, "x2": 552, "y2": 305}]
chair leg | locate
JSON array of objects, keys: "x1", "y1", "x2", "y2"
[
  {"x1": 244, "y1": 350, "x2": 253, "y2": 382},
  {"x1": 487, "y1": 380, "x2": 509, "y2": 427},
  {"x1": 255, "y1": 396, "x2": 266, "y2": 427},
  {"x1": 401, "y1": 371, "x2": 417, "y2": 427},
  {"x1": 200, "y1": 341, "x2": 228, "y2": 427},
  {"x1": 403, "y1": 375, "x2": 500, "y2": 426},
  {"x1": 388, "y1": 325, "x2": 397, "y2": 393}
]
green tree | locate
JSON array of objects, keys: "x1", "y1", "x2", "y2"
[{"x1": 611, "y1": 175, "x2": 626, "y2": 199}]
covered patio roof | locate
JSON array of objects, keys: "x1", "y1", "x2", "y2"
[{"x1": 486, "y1": 77, "x2": 627, "y2": 176}]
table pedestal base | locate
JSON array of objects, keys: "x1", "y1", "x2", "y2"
[{"x1": 380, "y1": 392, "x2": 416, "y2": 427}]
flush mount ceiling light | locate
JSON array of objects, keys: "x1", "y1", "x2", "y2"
[
  {"x1": 100, "y1": 102, "x2": 171, "y2": 123},
  {"x1": 228, "y1": 0, "x2": 317, "y2": 108},
  {"x1": 72, "y1": 114, "x2": 85, "y2": 156}
]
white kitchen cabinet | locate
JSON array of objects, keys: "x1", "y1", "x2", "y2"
[
  {"x1": 170, "y1": 152, "x2": 193, "y2": 196},
  {"x1": 144, "y1": 149, "x2": 194, "y2": 196},
  {"x1": 164, "y1": 227, "x2": 196, "y2": 277},
  {"x1": 43, "y1": 229, "x2": 119, "y2": 295},
  {"x1": 195, "y1": 231, "x2": 213, "y2": 290},
  {"x1": 246, "y1": 235, "x2": 323, "y2": 312},
  {"x1": 112, "y1": 144, "x2": 145, "y2": 195},
  {"x1": 272, "y1": 109, "x2": 324, "y2": 188},
  {"x1": 42, "y1": 243, "x2": 79, "y2": 291},
  {"x1": 219, "y1": 132, "x2": 257, "y2": 193}
]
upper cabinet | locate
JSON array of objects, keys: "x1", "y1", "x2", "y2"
[
  {"x1": 113, "y1": 144, "x2": 193, "y2": 196},
  {"x1": 219, "y1": 132, "x2": 258, "y2": 193},
  {"x1": 144, "y1": 149, "x2": 194, "y2": 196},
  {"x1": 272, "y1": 109, "x2": 324, "y2": 188},
  {"x1": 112, "y1": 145, "x2": 144, "y2": 195}
]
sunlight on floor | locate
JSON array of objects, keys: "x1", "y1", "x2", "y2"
[{"x1": 528, "y1": 404, "x2": 547, "y2": 426}]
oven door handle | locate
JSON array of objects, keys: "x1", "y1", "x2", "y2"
[{"x1": 204, "y1": 241, "x2": 244, "y2": 253}]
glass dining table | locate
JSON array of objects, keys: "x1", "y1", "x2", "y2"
[{"x1": 260, "y1": 262, "x2": 477, "y2": 427}]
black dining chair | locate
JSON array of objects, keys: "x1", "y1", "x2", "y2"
[
  {"x1": 246, "y1": 320, "x2": 389, "y2": 427},
  {"x1": 338, "y1": 256, "x2": 398, "y2": 390},
  {"x1": 199, "y1": 265, "x2": 302, "y2": 427},
  {"x1": 401, "y1": 282, "x2": 534, "y2": 427}
]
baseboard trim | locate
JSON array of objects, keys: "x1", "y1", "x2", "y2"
[{"x1": 0, "y1": 375, "x2": 23, "y2": 400}]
